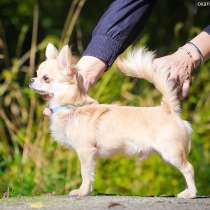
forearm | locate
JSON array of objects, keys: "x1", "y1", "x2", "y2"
[
  {"x1": 83, "y1": 0, "x2": 156, "y2": 66},
  {"x1": 181, "y1": 25, "x2": 210, "y2": 68},
  {"x1": 190, "y1": 26, "x2": 210, "y2": 61}
]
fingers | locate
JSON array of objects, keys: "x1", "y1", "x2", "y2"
[
  {"x1": 169, "y1": 78, "x2": 179, "y2": 90},
  {"x1": 181, "y1": 79, "x2": 190, "y2": 99},
  {"x1": 168, "y1": 68, "x2": 179, "y2": 90},
  {"x1": 78, "y1": 71, "x2": 90, "y2": 92},
  {"x1": 154, "y1": 52, "x2": 192, "y2": 100},
  {"x1": 83, "y1": 79, "x2": 90, "y2": 92}
]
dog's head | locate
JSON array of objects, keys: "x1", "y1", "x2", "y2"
[{"x1": 29, "y1": 43, "x2": 85, "y2": 105}]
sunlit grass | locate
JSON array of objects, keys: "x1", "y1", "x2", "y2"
[{"x1": 0, "y1": 1, "x2": 210, "y2": 198}]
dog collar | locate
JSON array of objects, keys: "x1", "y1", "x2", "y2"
[{"x1": 49, "y1": 102, "x2": 92, "y2": 114}]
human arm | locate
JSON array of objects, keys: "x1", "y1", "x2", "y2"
[{"x1": 78, "y1": 0, "x2": 156, "y2": 90}]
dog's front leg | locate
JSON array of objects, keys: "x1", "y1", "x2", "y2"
[{"x1": 69, "y1": 147, "x2": 96, "y2": 196}]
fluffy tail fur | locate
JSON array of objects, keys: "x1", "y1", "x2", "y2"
[{"x1": 116, "y1": 48, "x2": 180, "y2": 114}]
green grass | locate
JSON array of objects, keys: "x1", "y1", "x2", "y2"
[{"x1": 0, "y1": 1, "x2": 209, "y2": 198}]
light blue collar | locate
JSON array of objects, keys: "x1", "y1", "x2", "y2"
[{"x1": 50, "y1": 102, "x2": 91, "y2": 114}]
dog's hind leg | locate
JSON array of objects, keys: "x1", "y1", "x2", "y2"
[
  {"x1": 176, "y1": 161, "x2": 197, "y2": 198},
  {"x1": 161, "y1": 151, "x2": 197, "y2": 198},
  {"x1": 69, "y1": 147, "x2": 97, "y2": 196}
]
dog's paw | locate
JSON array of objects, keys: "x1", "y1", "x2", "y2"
[
  {"x1": 69, "y1": 189, "x2": 89, "y2": 197},
  {"x1": 177, "y1": 189, "x2": 196, "y2": 199}
]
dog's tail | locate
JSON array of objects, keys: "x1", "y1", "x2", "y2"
[{"x1": 116, "y1": 48, "x2": 180, "y2": 114}]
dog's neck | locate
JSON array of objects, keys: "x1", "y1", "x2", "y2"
[{"x1": 48, "y1": 92, "x2": 97, "y2": 110}]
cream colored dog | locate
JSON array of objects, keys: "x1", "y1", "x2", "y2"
[{"x1": 29, "y1": 43, "x2": 197, "y2": 198}]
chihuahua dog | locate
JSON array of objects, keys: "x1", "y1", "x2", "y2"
[{"x1": 29, "y1": 43, "x2": 197, "y2": 198}]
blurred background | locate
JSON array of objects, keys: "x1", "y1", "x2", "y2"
[{"x1": 0, "y1": 0, "x2": 209, "y2": 197}]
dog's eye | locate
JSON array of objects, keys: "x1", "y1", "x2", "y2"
[{"x1": 42, "y1": 75, "x2": 50, "y2": 83}]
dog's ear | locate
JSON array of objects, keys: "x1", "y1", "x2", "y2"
[
  {"x1": 58, "y1": 45, "x2": 76, "y2": 76},
  {"x1": 45, "y1": 43, "x2": 58, "y2": 59}
]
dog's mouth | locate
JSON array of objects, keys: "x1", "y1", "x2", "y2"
[
  {"x1": 43, "y1": 94, "x2": 53, "y2": 101},
  {"x1": 31, "y1": 87, "x2": 48, "y2": 95},
  {"x1": 34, "y1": 89, "x2": 53, "y2": 100},
  {"x1": 29, "y1": 84, "x2": 53, "y2": 100}
]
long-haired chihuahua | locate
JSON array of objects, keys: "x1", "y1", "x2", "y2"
[{"x1": 29, "y1": 43, "x2": 196, "y2": 198}]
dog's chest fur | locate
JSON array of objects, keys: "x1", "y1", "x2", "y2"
[
  {"x1": 50, "y1": 113, "x2": 74, "y2": 147},
  {"x1": 49, "y1": 109, "x2": 97, "y2": 148},
  {"x1": 48, "y1": 105, "x2": 109, "y2": 150}
]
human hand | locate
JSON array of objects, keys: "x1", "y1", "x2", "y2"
[
  {"x1": 77, "y1": 56, "x2": 107, "y2": 91},
  {"x1": 154, "y1": 44, "x2": 201, "y2": 99}
]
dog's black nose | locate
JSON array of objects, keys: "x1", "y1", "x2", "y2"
[{"x1": 29, "y1": 78, "x2": 34, "y2": 84}]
